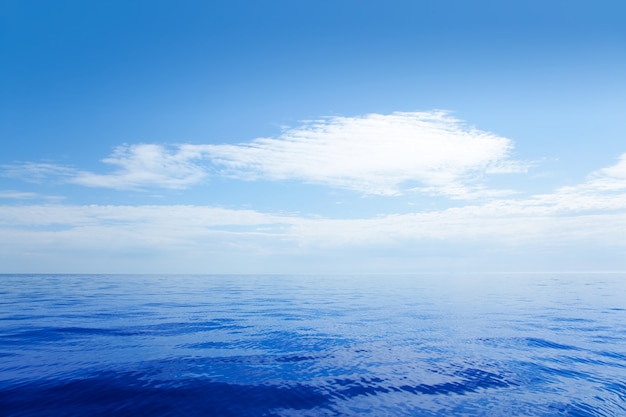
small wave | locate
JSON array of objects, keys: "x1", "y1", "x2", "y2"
[
  {"x1": 0, "y1": 372, "x2": 330, "y2": 417},
  {"x1": 523, "y1": 337, "x2": 580, "y2": 351},
  {"x1": 0, "y1": 326, "x2": 145, "y2": 345}
]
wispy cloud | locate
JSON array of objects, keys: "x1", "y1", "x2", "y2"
[
  {"x1": 2, "y1": 111, "x2": 529, "y2": 198},
  {"x1": 0, "y1": 190, "x2": 40, "y2": 200},
  {"x1": 2, "y1": 154, "x2": 626, "y2": 269},
  {"x1": 2, "y1": 145, "x2": 208, "y2": 191},
  {"x1": 71, "y1": 144, "x2": 209, "y2": 190},
  {"x1": 205, "y1": 111, "x2": 528, "y2": 197},
  {"x1": 0, "y1": 190, "x2": 64, "y2": 202},
  {"x1": 2, "y1": 162, "x2": 75, "y2": 183},
  {"x1": 495, "y1": 153, "x2": 626, "y2": 215}
]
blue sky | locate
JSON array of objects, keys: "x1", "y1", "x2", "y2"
[{"x1": 1, "y1": 0, "x2": 626, "y2": 273}]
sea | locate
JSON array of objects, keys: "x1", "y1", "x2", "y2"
[{"x1": 0, "y1": 273, "x2": 625, "y2": 416}]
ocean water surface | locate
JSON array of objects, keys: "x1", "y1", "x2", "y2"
[{"x1": 0, "y1": 273, "x2": 625, "y2": 416}]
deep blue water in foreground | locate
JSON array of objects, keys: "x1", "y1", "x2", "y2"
[{"x1": 1, "y1": 274, "x2": 625, "y2": 416}]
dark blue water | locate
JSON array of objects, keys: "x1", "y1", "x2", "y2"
[{"x1": 1, "y1": 274, "x2": 625, "y2": 416}]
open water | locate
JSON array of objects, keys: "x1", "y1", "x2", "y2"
[{"x1": 0, "y1": 273, "x2": 625, "y2": 416}]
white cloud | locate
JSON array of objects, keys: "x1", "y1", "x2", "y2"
[
  {"x1": 0, "y1": 190, "x2": 40, "y2": 199},
  {"x1": 580, "y1": 153, "x2": 626, "y2": 192},
  {"x1": 508, "y1": 153, "x2": 626, "y2": 214},
  {"x1": 0, "y1": 190, "x2": 64, "y2": 201},
  {"x1": 1, "y1": 162, "x2": 75, "y2": 182},
  {"x1": 0, "y1": 204, "x2": 286, "y2": 229},
  {"x1": 71, "y1": 144, "x2": 209, "y2": 190},
  {"x1": 2, "y1": 111, "x2": 528, "y2": 198},
  {"x1": 5, "y1": 112, "x2": 626, "y2": 272},
  {"x1": 3, "y1": 151, "x2": 626, "y2": 272},
  {"x1": 205, "y1": 111, "x2": 528, "y2": 197},
  {"x1": 0, "y1": 205, "x2": 298, "y2": 273}
]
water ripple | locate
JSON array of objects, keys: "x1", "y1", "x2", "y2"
[{"x1": 1, "y1": 273, "x2": 626, "y2": 416}]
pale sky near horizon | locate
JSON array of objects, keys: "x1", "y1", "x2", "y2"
[{"x1": 1, "y1": 0, "x2": 626, "y2": 273}]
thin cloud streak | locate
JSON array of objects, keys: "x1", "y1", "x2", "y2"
[
  {"x1": 0, "y1": 191, "x2": 40, "y2": 200},
  {"x1": 71, "y1": 144, "x2": 209, "y2": 190},
  {"x1": 0, "y1": 190, "x2": 64, "y2": 202},
  {"x1": 1, "y1": 162, "x2": 75, "y2": 183}
]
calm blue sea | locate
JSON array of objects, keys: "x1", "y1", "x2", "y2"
[{"x1": 0, "y1": 274, "x2": 625, "y2": 416}]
